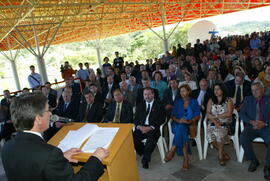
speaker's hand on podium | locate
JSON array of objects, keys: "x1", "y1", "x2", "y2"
[
  {"x1": 93, "y1": 148, "x2": 109, "y2": 161},
  {"x1": 64, "y1": 148, "x2": 82, "y2": 163}
]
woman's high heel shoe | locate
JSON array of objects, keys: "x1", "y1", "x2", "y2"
[{"x1": 164, "y1": 149, "x2": 176, "y2": 162}]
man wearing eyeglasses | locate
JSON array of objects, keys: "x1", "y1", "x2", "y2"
[{"x1": 1, "y1": 92, "x2": 109, "y2": 181}]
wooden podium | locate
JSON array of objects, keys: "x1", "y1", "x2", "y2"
[{"x1": 48, "y1": 123, "x2": 139, "y2": 181}]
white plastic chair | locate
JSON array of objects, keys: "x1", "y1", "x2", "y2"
[
  {"x1": 203, "y1": 109, "x2": 240, "y2": 161},
  {"x1": 238, "y1": 120, "x2": 264, "y2": 162},
  {"x1": 167, "y1": 114, "x2": 203, "y2": 160},
  {"x1": 136, "y1": 121, "x2": 168, "y2": 164}
]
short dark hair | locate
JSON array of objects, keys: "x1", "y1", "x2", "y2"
[
  {"x1": 154, "y1": 71, "x2": 163, "y2": 79},
  {"x1": 143, "y1": 87, "x2": 154, "y2": 94},
  {"x1": 113, "y1": 88, "x2": 123, "y2": 95},
  {"x1": 29, "y1": 65, "x2": 35, "y2": 69},
  {"x1": 83, "y1": 89, "x2": 94, "y2": 96},
  {"x1": 10, "y1": 92, "x2": 47, "y2": 132}
]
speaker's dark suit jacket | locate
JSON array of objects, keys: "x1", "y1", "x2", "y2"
[
  {"x1": 53, "y1": 100, "x2": 79, "y2": 120},
  {"x1": 225, "y1": 79, "x2": 252, "y2": 99},
  {"x1": 104, "y1": 100, "x2": 133, "y2": 123},
  {"x1": 77, "y1": 102, "x2": 104, "y2": 123},
  {"x1": 1, "y1": 132, "x2": 104, "y2": 181}
]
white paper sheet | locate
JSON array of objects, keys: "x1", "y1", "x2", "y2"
[
  {"x1": 58, "y1": 124, "x2": 99, "y2": 152},
  {"x1": 82, "y1": 127, "x2": 119, "y2": 153}
]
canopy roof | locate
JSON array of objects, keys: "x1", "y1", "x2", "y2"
[{"x1": 1, "y1": 0, "x2": 270, "y2": 51}]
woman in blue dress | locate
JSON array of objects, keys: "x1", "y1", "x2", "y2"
[{"x1": 164, "y1": 84, "x2": 201, "y2": 170}]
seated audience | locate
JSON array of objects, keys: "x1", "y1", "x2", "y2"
[
  {"x1": 206, "y1": 83, "x2": 234, "y2": 166},
  {"x1": 120, "y1": 81, "x2": 136, "y2": 107},
  {"x1": 102, "y1": 75, "x2": 119, "y2": 105},
  {"x1": 150, "y1": 71, "x2": 167, "y2": 100},
  {"x1": 104, "y1": 89, "x2": 133, "y2": 123},
  {"x1": 257, "y1": 63, "x2": 270, "y2": 96},
  {"x1": 164, "y1": 85, "x2": 200, "y2": 170},
  {"x1": 128, "y1": 76, "x2": 142, "y2": 95},
  {"x1": 41, "y1": 86, "x2": 57, "y2": 108},
  {"x1": 133, "y1": 88, "x2": 165, "y2": 169},
  {"x1": 77, "y1": 90, "x2": 104, "y2": 123},
  {"x1": 136, "y1": 78, "x2": 160, "y2": 105},
  {"x1": 178, "y1": 72, "x2": 197, "y2": 90},
  {"x1": 240, "y1": 81, "x2": 270, "y2": 180},
  {"x1": 162, "y1": 79, "x2": 181, "y2": 117},
  {"x1": 192, "y1": 78, "x2": 213, "y2": 117},
  {"x1": 225, "y1": 72, "x2": 252, "y2": 111}
]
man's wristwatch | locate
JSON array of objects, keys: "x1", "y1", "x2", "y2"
[{"x1": 265, "y1": 122, "x2": 269, "y2": 127}]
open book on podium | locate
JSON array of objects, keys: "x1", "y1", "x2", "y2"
[{"x1": 48, "y1": 123, "x2": 139, "y2": 181}]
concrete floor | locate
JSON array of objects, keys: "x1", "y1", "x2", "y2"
[{"x1": 0, "y1": 140, "x2": 268, "y2": 181}]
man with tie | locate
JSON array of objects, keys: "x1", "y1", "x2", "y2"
[
  {"x1": 133, "y1": 88, "x2": 165, "y2": 169},
  {"x1": 47, "y1": 91, "x2": 79, "y2": 141},
  {"x1": 240, "y1": 81, "x2": 270, "y2": 180},
  {"x1": 163, "y1": 79, "x2": 181, "y2": 117},
  {"x1": 207, "y1": 69, "x2": 222, "y2": 89},
  {"x1": 225, "y1": 72, "x2": 252, "y2": 111},
  {"x1": 77, "y1": 90, "x2": 104, "y2": 123},
  {"x1": 102, "y1": 75, "x2": 119, "y2": 105},
  {"x1": 53, "y1": 91, "x2": 79, "y2": 120},
  {"x1": 104, "y1": 89, "x2": 133, "y2": 123}
]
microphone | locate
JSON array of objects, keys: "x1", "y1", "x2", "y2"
[{"x1": 50, "y1": 114, "x2": 73, "y2": 123}]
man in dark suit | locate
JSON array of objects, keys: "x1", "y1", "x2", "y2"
[
  {"x1": 102, "y1": 75, "x2": 119, "y2": 105},
  {"x1": 207, "y1": 69, "x2": 222, "y2": 89},
  {"x1": 104, "y1": 89, "x2": 133, "y2": 123},
  {"x1": 0, "y1": 89, "x2": 15, "y2": 141},
  {"x1": 89, "y1": 84, "x2": 104, "y2": 105},
  {"x1": 77, "y1": 90, "x2": 104, "y2": 123},
  {"x1": 225, "y1": 72, "x2": 252, "y2": 111},
  {"x1": 192, "y1": 78, "x2": 213, "y2": 117},
  {"x1": 136, "y1": 78, "x2": 160, "y2": 105},
  {"x1": 113, "y1": 51, "x2": 124, "y2": 71},
  {"x1": 133, "y1": 88, "x2": 165, "y2": 169},
  {"x1": 41, "y1": 86, "x2": 57, "y2": 108},
  {"x1": 163, "y1": 79, "x2": 180, "y2": 117},
  {"x1": 53, "y1": 90, "x2": 79, "y2": 120},
  {"x1": 65, "y1": 76, "x2": 81, "y2": 96},
  {"x1": 240, "y1": 81, "x2": 270, "y2": 180},
  {"x1": 46, "y1": 90, "x2": 79, "y2": 141},
  {"x1": 1, "y1": 92, "x2": 108, "y2": 181}
]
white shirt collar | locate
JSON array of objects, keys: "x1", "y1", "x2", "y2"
[
  {"x1": 24, "y1": 130, "x2": 43, "y2": 139},
  {"x1": 146, "y1": 100, "x2": 154, "y2": 107}
]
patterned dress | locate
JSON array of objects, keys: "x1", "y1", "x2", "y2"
[{"x1": 207, "y1": 98, "x2": 232, "y2": 143}]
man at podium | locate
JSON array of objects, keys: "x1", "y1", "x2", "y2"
[{"x1": 1, "y1": 92, "x2": 109, "y2": 181}]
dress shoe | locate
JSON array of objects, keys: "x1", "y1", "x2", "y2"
[
  {"x1": 264, "y1": 166, "x2": 270, "y2": 180},
  {"x1": 248, "y1": 159, "x2": 260, "y2": 172},
  {"x1": 141, "y1": 160, "x2": 149, "y2": 169}
]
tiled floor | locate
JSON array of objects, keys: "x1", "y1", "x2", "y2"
[{"x1": 0, "y1": 140, "x2": 267, "y2": 181}]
